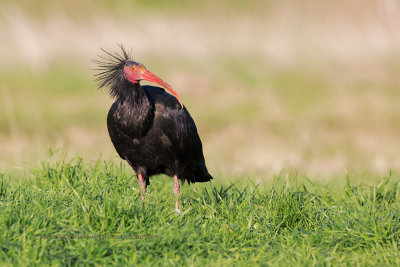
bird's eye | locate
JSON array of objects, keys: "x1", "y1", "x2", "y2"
[{"x1": 131, "y1": 66, "x2": 135, "y2": 71}]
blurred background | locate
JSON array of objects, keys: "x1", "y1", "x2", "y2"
[{"x1": 0, "y1": 0, "x2": 399, "y2": 179}]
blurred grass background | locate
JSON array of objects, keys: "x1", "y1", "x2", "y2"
[{"x1": 0, "y1": 0, "x2": 399, "y2": 179}]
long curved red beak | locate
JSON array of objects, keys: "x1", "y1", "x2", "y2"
[{"x1": 142, "y1": 70, "x2": 183, "y2": 108}]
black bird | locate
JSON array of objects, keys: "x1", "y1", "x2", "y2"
[{"x1": 94, "y1": 46, "x2": 213, "y2": 213}]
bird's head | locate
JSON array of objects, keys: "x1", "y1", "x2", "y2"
[
  {"x1": 123, "y1": 60, "x2": 182, "y2": 107},
  {"x1": 94, "y1": 45, "x2": 182, "y2": 107}
]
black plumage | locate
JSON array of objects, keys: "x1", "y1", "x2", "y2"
[{"x1": 94, "y1": 45, "x2": 212, "y2": 212}]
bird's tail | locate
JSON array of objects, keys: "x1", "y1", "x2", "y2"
[
  {"x1": 181, "y1": 162, "x2": 213, "y2": 184},
  {"x1": 194, "y1": 164, "x2": 213, "y2": 183}
]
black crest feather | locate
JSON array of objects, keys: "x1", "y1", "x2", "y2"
[{"x1": 93, "y1": 44, "x2": 132, "y2": 99}]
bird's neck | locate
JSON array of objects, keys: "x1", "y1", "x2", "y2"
[
  {"x1": 116, "y1": 83, "x2": 154, "y2": 137},
  {"x1": 123, "y1": 83, "x2": 151, "y2": 107}
]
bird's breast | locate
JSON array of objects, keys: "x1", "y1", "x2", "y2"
[{"x1": 109, "y1": 100, "x2": 155, "y2": 138}]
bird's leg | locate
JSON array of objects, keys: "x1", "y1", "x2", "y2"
[
  {"x1": 174, "y1": 175, "x2": 181, "y2": 214},
  {"x1": 138, "y1": 173, "x2": 146, "y2": 200}
]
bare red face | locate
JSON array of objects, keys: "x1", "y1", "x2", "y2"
[{"x1": 124, "y1": 62, "x2": 183, "y2": 108}]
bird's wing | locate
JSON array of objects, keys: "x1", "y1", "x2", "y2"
[{"x1": 143, "y1": 86, "x2": 205, "y2": 159}]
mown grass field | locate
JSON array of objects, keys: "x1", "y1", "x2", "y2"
[{"x1": 1, "y1": 158, "x2": 399, "y2": 265}]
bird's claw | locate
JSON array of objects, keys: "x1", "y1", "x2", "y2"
[{"x1": 176, "y1": 208, "x2": 181, "y2": 215}]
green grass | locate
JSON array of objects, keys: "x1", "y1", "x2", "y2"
[{"x1": 1, "y1": 158, "x2": 399, "y2": 265}]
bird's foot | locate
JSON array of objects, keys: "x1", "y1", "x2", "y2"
[{"x1": 175, "y1": 208, "x2": 181, "y2": 215}]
